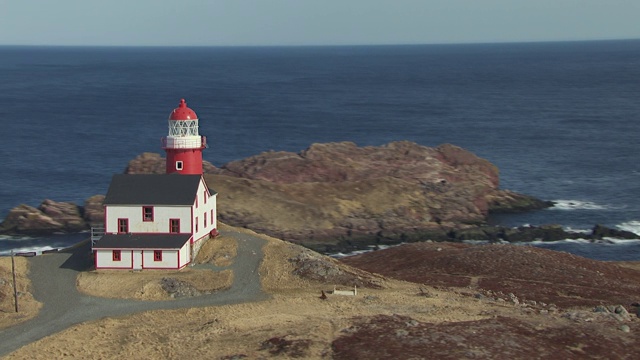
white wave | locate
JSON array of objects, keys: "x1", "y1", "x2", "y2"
[
  {"x1": 563, "y1": 226, "x2": 592, "y2": 234},
  {"x1": 526, "y1": 237, "x2": 640, "y2": 246},
  {"x1": 0, "y1": 234, "x2": 38, "y2": 242},
  {"x1": 329, "y1": 243, "x2": 404, "y2": 258},
  {"x1": 601, "y1": 237, "x2": 640, "y2": 244},
  {"x1": 527, "y1": 238, "x2": 591, "y2": 245},
  {"x1": 617, "y1": 221, "x2": 640, "y2": 236},
  {"x1": 0, "y1": 245, "x2": 58, "y2": 257},
  {"x1": 462, "y1": 240, "x2": 491, "y2": 245},
  {"x1": 550, "y1": 199, "x2": 607, "y2": 210}
]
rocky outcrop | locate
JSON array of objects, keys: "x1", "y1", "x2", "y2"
[
  {"x1": 123, "y1": 152, "x2": 166, "y2": 174},
  {"x1": 198, "y1": 141, "x2": 552, "y2": 246},
  {"x1": 117, "y1": 142, "x2": 542, "y2": 235},
  {"x1": 0, "y1": 200, "x2": 89, "y2": 235},
  {"x1": 38, "y1": 199, "x2": 87, "y2": 233},
  {"x1": 83, "y1": 195, "x2": 105, "y2": 226},
  {"x1": 0, "y1": 204, "x2": 63, "y2": 235}
]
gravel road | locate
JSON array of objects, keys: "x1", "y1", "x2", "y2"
[{"x1": 0, "y1": 230, "x2": 269, "y2": 357}]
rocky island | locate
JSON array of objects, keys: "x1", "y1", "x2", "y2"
[{"x1": 0, "y1": 141, "x2": 635, "y2": 251}]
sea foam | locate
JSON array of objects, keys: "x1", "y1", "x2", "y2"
[
  {"x1": 550, "y1": 199, "x2": 607, "y2": 210},
  {"x1": 617, "y1": 221, "x2": 640, "y2": 236}
]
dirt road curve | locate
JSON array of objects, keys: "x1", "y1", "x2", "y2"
[{"x1": 0, "y1": 230, "x2": 268, "y2": 357}]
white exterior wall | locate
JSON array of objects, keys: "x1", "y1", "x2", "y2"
[
  {"x1": 192, "y1": 179, "x2": 217, "y2": 241},
  {"x1": 143, "y1": 250, "x2": 179, "y2": 269},
  {"x1": 95, "y1": 247, "x2": 190, "y2": 269},
  {"x1": 105, "y1": 205, "x2": 192, "y2": 234},
  {"x1": 95, "y1": 249, "x2": 132, "y2": 269},
  {"x1": 179, "y1": 242, "x2": 190, "y2": 268}
]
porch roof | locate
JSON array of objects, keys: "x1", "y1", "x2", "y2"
[{"x1": 92, "y1": 233, "x2": 192, "y2": 250}]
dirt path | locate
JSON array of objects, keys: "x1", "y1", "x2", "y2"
[{"x1": 0, "y1": 230, "x2": 268, "y2": 357}]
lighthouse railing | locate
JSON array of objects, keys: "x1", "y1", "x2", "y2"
[{"x1": 161, "y1": 136, "x2": 206, "y2": 149}]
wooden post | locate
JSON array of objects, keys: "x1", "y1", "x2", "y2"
[{"x1": 11, "y1": 251, "x2": 18, "y2": 312}]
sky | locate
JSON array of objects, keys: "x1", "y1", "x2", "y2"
[{"x1": 1, "y1": 0, "x2": 639, "y2": 46}]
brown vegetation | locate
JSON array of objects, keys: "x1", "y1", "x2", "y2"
[
  {"x1": 4, "y1": 227, "x2": 640, "y2": 359},
  {"x1": 0, "y1": 256, "x2": 40, "y2": 329},
  {"x1": 341, "y1": 242, "x2": 640, "y2": 308},
  {"x1": 194, "y1": 234, "x2": 238, "y2": 267},
  {"x1": 76, "y1": 268, "x2": 233, "y2": 300}
]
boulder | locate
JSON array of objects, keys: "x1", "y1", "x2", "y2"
[
  {"x1": 592, "y1": 224, "x2": 638, "y2": 239},
  {"x1": 486, "y1": 189, "x2": 554, "y2": 213},
  {"x1": 0, "y1": 200, "x2": 89, "y2": 235},
  {"x1": 124, "y1": 152, "x2": 166, "y2": 174},
  {"x1": 0, "y1": 204, "x2": 64, "y2": 235},
  {"x1": 38, "y1": 200, "x2": 87, "y2": 232},
  {"x1": 83, "y1": 195, "x2": 105, "y2": 226}
]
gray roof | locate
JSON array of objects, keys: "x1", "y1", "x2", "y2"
[
  {"x1": 93, "y1": 233, "x2": 192, "y2": 249},
  {"x1": 103, "y1": 174, "x2": 216, "y2": 205}
]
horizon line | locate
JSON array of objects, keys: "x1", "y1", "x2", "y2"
[{"x1": 1, "y1": 37, "x2": 639, "y2": 49}]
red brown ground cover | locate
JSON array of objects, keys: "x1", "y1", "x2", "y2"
[
  {"x1": 341, "y1": 242, "x2": 640, "y2": 308},
  {"x1": 336, "y1": 243, "x2": 640, "y2": 359},
  {"x1": 332, "y1": 314, "x2": 637, "y2": 360}
]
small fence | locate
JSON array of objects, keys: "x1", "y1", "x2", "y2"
[{"x1": 91, "y1": 226, "x2": 105, "y2": 249}]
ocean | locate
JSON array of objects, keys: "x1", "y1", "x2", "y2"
[{"x1": 1, "y1": 40, "x2": 639, "y2": 260}]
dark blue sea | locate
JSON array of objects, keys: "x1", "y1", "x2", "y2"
[{"x1": 1, "y1": 40, "x2": 639, "y2": 260}]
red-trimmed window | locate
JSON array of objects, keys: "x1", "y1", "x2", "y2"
[
  {"x1": 195, "y1": 196, "x2": 198, "y2": 208},
  {"x1": 204, "y1": 191, "x2": 207, "y2": 204},
  {"x1": 154, "y1": 250, "x2": 162, "y2": 262},
  {"x1": 142, "y1": 206, "x2": 154, "y2": 222},
  {"x1": 195, "y1": 216, "x2": 199, "y2": 232},
  {"x1": 204, "y1": 212, "x2": 207, "y2": 227},
  {"x1": 170, "y1": 219, "x2": 180, "y2": 233},
  {"x1": 211, "y1": 209, "x2": 213, "y2": 222},
  {"x1": 112, "y1": 250, "x2": 121, "y2": 261},
  {"x1": 118, "y1": 218, "x2": 129, "y2": 233}
]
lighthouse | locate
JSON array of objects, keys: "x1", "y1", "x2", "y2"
[{"x1": 162, "y1": 99, "x2": 207, "y2": 175}]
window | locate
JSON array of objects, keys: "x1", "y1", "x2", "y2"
[
  {"x1": 154, "y1": 250, "x2": 162, "y2": 262},
  {"x1": 211, "y1": 209, "x2": 213, "y2": 222},
  {"x1": 170, "y1": 219, "x2": 180, "y2": 233},
  {"x1": 112, "y1": 250, "x2": 121, "y2": 261},
  {"x1": 204, "y1": 191, "x2": 207, "y2": 204},
  {"x1": 142, "y1": 206, "x2": 154, "y2": 222},
  {"x1": 204, "y1": 212, "x2": 207, "y2": 227},
  {"x1": 176, "y1": 161, "x2": 183, "y2": 171},
  {"x1": 195, "y1": 216, "x2": 199, "y2": 232},
  {"x1": 195, "y1": 196, "x2": 198, "y2": 208},
  {"x1": 118, "y1": 218, "x2": 129, "y2": 233}
]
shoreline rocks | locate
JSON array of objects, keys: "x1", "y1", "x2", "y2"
[{"x1": 316, "y1": 223, "x2": 639, "y2": 254}]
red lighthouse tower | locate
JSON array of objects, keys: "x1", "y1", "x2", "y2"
[{"x1": 162, "y1": 99, "x2": 207, "y2": 175}]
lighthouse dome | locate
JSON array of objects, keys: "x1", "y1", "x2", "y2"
[{"x1": 169, "y1": 99, "x2": 198, "y2": 120}]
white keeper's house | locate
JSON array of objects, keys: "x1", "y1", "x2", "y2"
[{"x1": 92, "y1": 99, "x2": 218, "y2": 270}]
